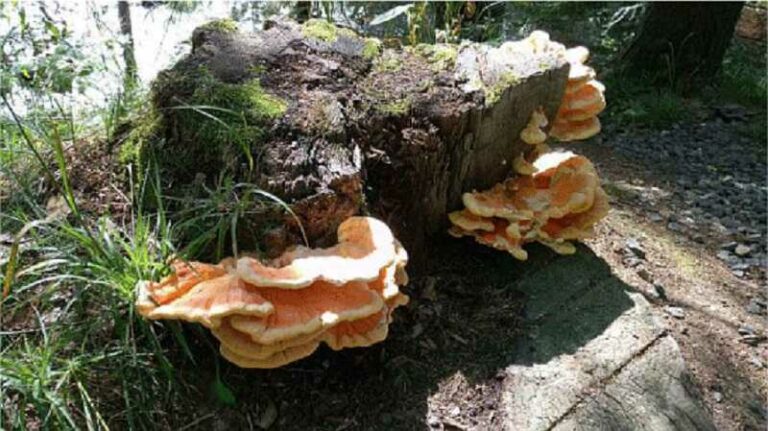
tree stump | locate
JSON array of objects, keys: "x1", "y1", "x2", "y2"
[{"x1": 149, "y1": 19, "x2": 569, "y2": 267}]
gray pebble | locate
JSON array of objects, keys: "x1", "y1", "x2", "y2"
[
  {"x1": 652, "y1": 283, "x2": 667, "y2": 300},
  {"x1": 746, "y1": 298, "x2": 767, "y2": 315},
  {"x1": 665, "y1": 306, "x2": 685, "y2": 319},
  {"x1": 625, "y1": 238, "x2": 646, "y2": 259},
  {"x1": 738, "y1": 325, "x2": 756, "y2": 336},
  {"x1": 637, "y1": 268, "x2": 654, "y2": 283}
]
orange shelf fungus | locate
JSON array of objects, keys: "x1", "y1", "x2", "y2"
[
  {"x1": 551, "y1": 47, "x2": 606, "y2": 142},
  {"x1": 513, "y1": 153, "x2": 537, "y2": 176},
  {"x1": 237, "y1": 217, "x2": 397, "y2": 289},
  {"x1": 136, "y1": 216, "x2": 409, "y2": 369},
  {"x1": 520, "y1": 107, "x2": 549, "y2": 146},
  {"x1": 448, "y1": 152, "x2": 608, "y2": 259}
]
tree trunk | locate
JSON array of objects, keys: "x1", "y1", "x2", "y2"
[
  {"x1": 622, "y1": 2, "x2": 744, "y2": 89},
  {"x1": 118, "y1": 0, "x2": 138, "y2": 91},
  {"x1": 148, "y1": 19, "x2": 569, "y2": 268},
  {"x1": 292, "y1": 1, "x2": 311, "y2": 24}
]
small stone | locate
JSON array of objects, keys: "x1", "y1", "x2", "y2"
[
  {"x1": 712, "y1": 391, "x2": 724, "y2": 403},
  {"x1": 746, "y1": 298, "x2": 767, "y2": 315},
  {"x1": 749, "y1": 356, "x2": 765, "y2": 368},
  {"x1": 648, "y1": 212, "x2": 664, "y2": 223},
  {"x1": 716, "y1": 250, "x2": 732, "y2": 261},
  {"x1": 625, "y1": 238, "x2": 646, "y2": 259},
  {"x1": 720, "y1": 241, "x2": 737, "y2": 250},
  {"x1": 637, "y1": 268, "x2": 654, "y2": 283},
  {"x1": 735, "y1": 244, "x2": 751, "y2": 257},
  {"x1": 450, "y1": 406, "x2": 461, "y2": 417},
  {"x1": 411, "y1": 323, "x2": 424, "y2": 339},
  {"x1": 652, "y1": 283, "x2": 668, "y2": 300},
  {"x1": 667, "y1": 222, "x2": 683, "y2": 232},
  {"x1": 739, "y1": 334, "x2": 767, "y2": 346},
  {"x1": 665, "y1": 306, "x2": 685, "y2": 319},
  {"x1": 421, "y1": 276, "x2": 438, "y2": 301},
  {"x1": 738, "y1": 325, "x2": 756, "y2": 336}
]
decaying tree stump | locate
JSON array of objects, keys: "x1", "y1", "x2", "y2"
[{"x1": 149, "y1": 18, "x2": 569, "y2": 265}]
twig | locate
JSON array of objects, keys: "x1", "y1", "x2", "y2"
[{"x1": 177, "y1": 413, "x2": 215, "y2": 431}]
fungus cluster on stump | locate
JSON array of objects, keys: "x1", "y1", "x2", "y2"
[
  {"x1": 136, "y1": 217, "x2": 408, "y2": 368},
  {"x1": 447, "y1": 41, "x2": 609, "y2": 258},
  {"x1": 449, "y1": 152, "x2": 609, "y2": 260}
]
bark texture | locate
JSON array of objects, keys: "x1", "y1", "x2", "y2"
[
  {"x1": 622, "y1": 2, "x2": 744, "y2": 88},
  {"x1": 150, "y1": 19, "x2": 569, "y2": 265}
]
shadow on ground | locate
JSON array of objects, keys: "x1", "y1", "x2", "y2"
[{"x1": 167, "y1": 237, "x2": 640, "y2": 430}]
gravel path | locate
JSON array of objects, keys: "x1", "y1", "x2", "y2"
[
  {"x1": 574, "y1": 105, "x2": 767, "y2": 430},
  {"x1": 579, "y1": 107, "x2": 767, "y2": 280}
]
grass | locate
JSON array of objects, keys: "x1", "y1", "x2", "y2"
[
  {"x1": 2, "y1": 196, "x2": 164, "y2": 430},
  {"x1": 0, "y1": 83, "x2": 306, "y2": 429},
  {"x1": 0, "y1": 98, "x2": 195, "y2": 429},
  {"x1": 713, "y1": 38, "x2": 767, "y2": 109},
  {"x1": 605, "y1": 81, "x2": 694, "y2": 129}
]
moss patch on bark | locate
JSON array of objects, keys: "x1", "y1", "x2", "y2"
[{"x1": 149, "y1": 67, "x2": 286, "y2": 182}]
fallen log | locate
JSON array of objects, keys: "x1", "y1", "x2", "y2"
[{"x1": 147, "y1": 18, "x2": 570, "y2": 265}]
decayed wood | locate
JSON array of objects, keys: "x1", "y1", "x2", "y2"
[{"x1": 151, "y1": 19, "x2": 569, "y2": 265}]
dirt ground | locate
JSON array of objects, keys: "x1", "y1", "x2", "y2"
[
  {"x1": 9, "y1": 110, "x2": 765, "y2": 431},
  {"x1": 209, "y1": 120, "x2": 765, "y2": 430},
  {"x1": 160, "y1": 127, "x2": 766, "y2": 430},
  {"x1": 576, "y1": 125, "x2": 767, "y2": 431}
]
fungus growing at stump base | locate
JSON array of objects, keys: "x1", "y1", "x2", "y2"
[
  {"x1": 449, "y1": 152, "x2": 609, "y2": 259},
  {"x1": 136, "y1": 217, "x2": 409, "y2": 369}
]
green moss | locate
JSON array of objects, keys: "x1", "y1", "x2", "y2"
[
  {"x1": 302, "y1": 19, "x2": 335, "y2": 41},
  {"x1": 118, "y1": 108, "x2": 161, "y2": 167},
  {"x1": 362, "y1": 38, "x2": 383, "y2": 60},
  {"x1": 410, "y1": 43, "x2": 458, "y2": 71},
  {"x1": 485, "y1": 72, "x2": 521, "y2": 106},
  {"x1": 198, "y1": 18, "x2": 238, "y2": 33},
  {"x1": 374, "y1": 51, "x2": 403, "y2": 73},
  {"x1": 150, "y1": 68, "x2": 286, "y2": 180},
  {"x1": 301, "y1": 19, "x2": 351, "y2": 42},
  {"x1": 377, "y1": 98, "x2": 411, "y2": 116},
  {"x1": 249, "y1": 64, "x2": 267, "y2": 75}
]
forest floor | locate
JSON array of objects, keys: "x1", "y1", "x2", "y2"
[
  {"x1": 123, "y1": 105, "x2": 765, "y2": 431},
  {"x1": 3, "y1": 104, "x2": 766, "y2": 431},
  {"x1": 3, "y1": 46, "x2": 766, "y2": 431},
  {"x1": 578, "y1": 108, "x2": 767, "y2": 431}
]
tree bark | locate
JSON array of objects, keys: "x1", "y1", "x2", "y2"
[
  {"x1": 149, "y1": 19, "x2": 569, "y2": 267},
  {"x1": 621, "y1": 2, "x2": 744, "y2": 89},
  {"x1": 292, "y1": 1, "x2": 311, "y2": 24},
  {"x1": 118, "y1": 0, "x2": 138, "y2": 91}
]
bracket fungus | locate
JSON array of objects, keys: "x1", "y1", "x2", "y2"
[
  {"x1": 237, "y1": 217, "x2": 397, "y2": 288},
  {"x1": 448, "y1": 151, "x2": 608, "y2": 259},
  {"x1": 136, "y1": 217, "x2": 409, "y2": 369},
  {"x1": 550, "y1": 47, "x2": 606, "y2": 142},
  {"x1": 519, "y1": 107, "x2": 549, "y2": 146}
]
